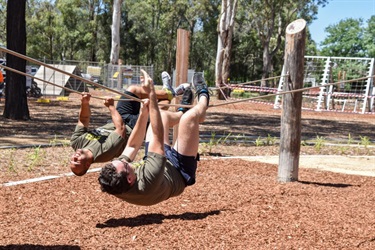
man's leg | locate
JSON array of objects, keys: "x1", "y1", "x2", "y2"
[
  {"x1": 173, "y1": 72, "x2": 209, "y2": 157},
  {"x1": 145, "y1": 110, "x2": 183, "y2": 146},
  {"x1": 173, "y1": 96, "x2": 208, "y2": 157},
  {"x1": 145, "y1": 87, "x2": 192, "y2": 148}
]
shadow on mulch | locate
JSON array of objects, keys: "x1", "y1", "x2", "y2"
[{"x1": 96, "y1": 210, "x2": 221, "y2": 228}]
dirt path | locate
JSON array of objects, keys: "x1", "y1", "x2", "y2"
[{"x1": 240, "y1": 155, "x2": 375, "y2": 177}]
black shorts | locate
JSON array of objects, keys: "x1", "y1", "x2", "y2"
[
  {"x1": 116, "y1": 90, "x2": 141, "y2": 129},
  {"x1": 144, "y1": 142, "x2": 199, "y2": 186}
]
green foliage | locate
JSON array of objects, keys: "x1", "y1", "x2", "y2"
[
  {"x1": 359, "y1": 136, "x2": 371, "y2": 148},
  {"x1": 49, "y1": 135, "x2": 70, "y2": 147},
  {"x1": 7, "y1": 148, "x2": 17, "y2": 173},
  {"x1": 231, "y1": 89, "x2": 244, "y2": 98},
  {"x1": 199, "y1": 131, "x2": 232, "y2": 155},
  {"x1": 27, "y1": 146, "x2": 45, "y2": 171},
  {"x1": 337, "y1": 146, "x2": 348, "y2": 155},
  {"x1": 0, "y1": 0, "x2": 6, "y2": 45},
  {"x1": 265, "y1": 134, "x2": 277, "y2": 146},
  {"x1": 314, "y1": 135, "x2": 326, "y2": 151},
  {"x1": 364, "y1": 16, "x2": 375, "y2": 57},
  {"x1": 320, "y1": 18, "x2": 365, "y2": 57},
  {"x1": 9, "y1": 0, "x2": 372, "y2": 87},
  {"x1": 254, "y1": 136, "x2": 263, "y2": 147},
  {"x1": 347, "y1": 133, "x2": 354, "y2": 145}
]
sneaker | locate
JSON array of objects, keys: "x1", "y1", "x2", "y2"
[
  {"x1": 174, "y1": 83, "x2": 191, "y2": 96},
  {"x1": 177, "y1": 87, "x2": 193, "y2": 113},
  {"x1": 161, "y1": 71, "x2": 175, "y2": 101},
  {"x1": 161, "y1": 71, "x2": 175, "y2": 94},
  {"x1": 192, "y1": 72, "x2": 209, "y2": 105}
]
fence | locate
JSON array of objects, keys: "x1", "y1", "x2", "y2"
[
  {"x1": 274, "y1": 56, "x2": 374, "y2": 114},
  {"x1": 22, "y1": 59, "x2": 153, "y2": 95},
  {"x1": 102, "y1": 64, "x2": 154, "y2": 90},
  {"x1": 228, "y1": 56, "x2": 374, "y2": 114}
]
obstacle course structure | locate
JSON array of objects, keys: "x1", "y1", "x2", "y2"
[{"x1": 274, "y1": 56, "x2": 374, "y2": 114}]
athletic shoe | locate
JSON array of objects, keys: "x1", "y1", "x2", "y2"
[
  {"x1": 177, "y1": 87, "x2": 193, "y2": 113},
  {"x1": 174, "y1": 83, "x2": 191, "y2": 96},
  {"x1": 161, "y1": 71, "x2": 175, "y2": 101},
  {"x1": 192, "y1": 72, "x2": 209, "y2": 105}
]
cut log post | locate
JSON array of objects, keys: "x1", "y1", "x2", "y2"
[
  {"x1": 278, "y1": 19, "x2": 306, "y2": 183},
  {"x1": 173, "y1": 29, "x2": 190, "y2": 143}
]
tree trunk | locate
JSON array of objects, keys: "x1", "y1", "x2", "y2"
[
  {"x1": 110, "y1": 0, "x2": 122, "y2": 64},
  {"x1": 3, "y1": 0, "x2": 30, "y2": 120},
  {"x1": 215, "y1": 0, "x2": 238, "y2": 100},
  {"x1": 260, "y1": 45, "x2": 271, "y2": 94}
]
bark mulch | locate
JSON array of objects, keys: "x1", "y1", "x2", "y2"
[{"x1": 0, "y1": 90, "x2": 374, "y2": 249}]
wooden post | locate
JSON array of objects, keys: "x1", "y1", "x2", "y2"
[
  {"x1": 173, "y1": 29, "x2": 190, "y2": 143},
  {"x1": 118, "y1": 59, "x2": 123, "y2": 90},
  {"x1": 278, "y1": 19, "x2": 306, "y2": 183},
  {"x1": 175, "y1": 29, "x2": 190, "y2": 88}
]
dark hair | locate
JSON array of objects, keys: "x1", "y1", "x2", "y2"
[{"x1": 98, "y1": 163, "x2": 132, "y2": 195}]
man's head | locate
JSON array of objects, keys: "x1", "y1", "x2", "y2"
[
  {"x1": 70, "y1": 149, "x2": 91, "y2": 176},
  {"x1": 98, "y1": 159, "x2": 136, "y2": 195}
]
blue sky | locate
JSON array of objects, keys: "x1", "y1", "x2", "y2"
[{"x1": 308, "y1": 0, "x2": 375, "y2": 47}]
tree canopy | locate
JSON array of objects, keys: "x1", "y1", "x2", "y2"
[{"x1": 0, "y1": 0, "x2": 374, "y2": 85}]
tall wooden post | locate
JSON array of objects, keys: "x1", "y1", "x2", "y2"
[
  {"x1": 175, "y1": 29, "x2": 190, "y2": 87},
  {"x1": 118, "y1": 59, "x2": 123, "y2": 89},
  {"x1": 278, "y1": 19, "x2": 306, "y2": 182},
  {"x1": 173, "y1": 29, "x2": 190, "y2": 143}
]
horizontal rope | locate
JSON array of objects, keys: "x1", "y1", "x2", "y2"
[
  {"x1": 210, "y1": 74, "x2": 375, "y2": 108},
  {"x1": 0, "y1": 47, "x2": 141, "y2": 103}
]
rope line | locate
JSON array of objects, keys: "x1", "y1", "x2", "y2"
[
  {"x1": 1, "y1": 47, "x2": 373, "y2": 110},
  {"x1": 209, "y1": 75, "x2": 375, "y2": 108},
  {"x1": 0, "y1": 64, "x2": 194, "y2": 109},
  {"x1": 0, "y1": 47, "x2": 141, "y2": 103},
  {"x1": 1, "y1": 64, "x2": 104, "y2": 100}
]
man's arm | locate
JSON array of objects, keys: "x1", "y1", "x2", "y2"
[
  {"x1": 104, "y1": 98, "x2": 126, "y2": 139},
  {"x1": 121, "y1": 99, "x2": 149, "y2": 161},
  {"x1": 77, "y1": 92, "x2": 91, "y2": 127},
  {"x1": 142, "y1": 69, "x2": 164, "y2": 156}
]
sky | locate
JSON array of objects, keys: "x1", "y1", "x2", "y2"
[{"x1": 308, "y1": 0, "x2": 375, "y2": 47}]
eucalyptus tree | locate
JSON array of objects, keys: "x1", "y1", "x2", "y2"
[
  {"x1": 0, "y1": 0, "x2": 6, "y2": 47},
  {"x1": 4, "y1": 0, "x2": 30, "y2": 120},
  {"x1": 239, "y1": 0, "x2": 328, "y2": 87},
  {"x1": 56, "y1": 0, "x2": 95, "y2": 61},
  {"x1": 189, "y1": 0, "x2": 221, "y2": 83},
  {"x1": 122, "y1": 0, "x2": 165, "y2": 67},
  {"x1": 26, "y1": 0, "x2": 60, "y2": 60},
  {"x1": 122, "y1": 0, "x2": 218, "y2": 81},
  {"x1": 110, "y1": 0, "x2": 122, "y2": 64},
  {"x1": 320, "y1": 18, "x2": 365, "y2": 57},
  {"x1": 364, "y1": 16, "x2": 375, "y2": 58},
  {"x1": 215, "y1": 0, "x2": 238, "y2": 95},
  {"x1": 85, "y1": 0, "x2": 109, "y2": 62}
]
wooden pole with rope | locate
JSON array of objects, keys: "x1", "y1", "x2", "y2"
[{"x1": 277, "y1": 19, "x2": 306, "y2": 183}]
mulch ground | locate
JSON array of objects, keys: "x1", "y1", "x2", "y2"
[
  {"x1": 0, "y1": 89, "x2": 375, "y2": 249},
  {"x1": 1, "y1": 159, "x2": 374, "y2": 249}
]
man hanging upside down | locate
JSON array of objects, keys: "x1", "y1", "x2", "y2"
[
  {"x1": 69, "y1": 71, "x2": 188, "y2": 176},
  {"x1": 98, "y1": 69, "x2": 210, "y2": 206}
]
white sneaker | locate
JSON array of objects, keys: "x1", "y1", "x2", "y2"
[{"x1": 161, "y1": 71, "x2": 175, "y2": 96}]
